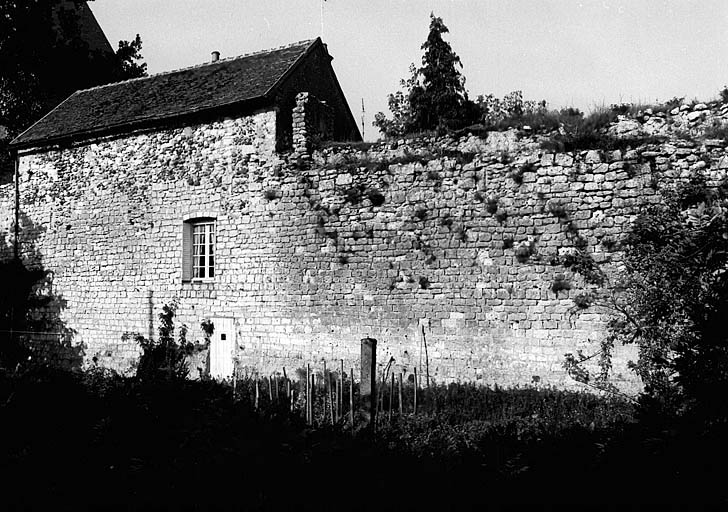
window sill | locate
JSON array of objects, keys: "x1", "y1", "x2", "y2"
[{"x1": 183, "y1": 279, "x2": 216, "y2": 284}]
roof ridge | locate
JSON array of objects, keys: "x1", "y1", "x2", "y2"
[{"x1": 74, "y1": 38, "x2": 318, "y2": 94}]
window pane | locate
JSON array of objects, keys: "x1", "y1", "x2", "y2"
[{"x1": 190, "y1": 221, "x2": 215, "y2": 280}]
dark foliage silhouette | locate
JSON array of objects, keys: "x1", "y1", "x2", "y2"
[{"x1": 0, "y1": 212, "x2": 79, "y2": 370}]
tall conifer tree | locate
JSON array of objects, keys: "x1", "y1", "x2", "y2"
[
  {"x1": 409, "y1": 13, "x2": 470, "y2": 131},
  {"x1": 374, "y1": 13, "x2": 476, "y2": 136}
]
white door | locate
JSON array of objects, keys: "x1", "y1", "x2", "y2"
[{"x1": 210, "y1": 317, "x2": 235, "y2": 379}]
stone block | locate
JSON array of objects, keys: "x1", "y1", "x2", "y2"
[{"x1": 584, "y1": 150, "x2": 601, "y2": 164}]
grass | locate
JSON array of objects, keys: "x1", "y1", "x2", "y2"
[
  {"x1": 704, "y1": 121, "x2": 728, "y2": 142},
  {"x1": 548, "y1": 200, "x2": 568, "y2": 218},
  {"x1": 478, "y1": 104, "x2": 669, "y2": 153},
  {"x1": 509, "y1": 166, "x2": 525, "y2": 185},
  {"x1": 323, "y1": 149, "x2": 435, "y2": 174},
  {"x1": 515, "y1": 244, "x2": 532, "y2": 263},
  {"x1": 573, "y1": 292, "x2": 594, "y2": 309},
  {"x1": 551, "y1": 274, "x2": 571, "y2": 293},
  {"x1": 319, "y1": 140, "x2": 378, "y2": 152},
  {"x1": 483, "y1": 97, "x2": 685, "y2": 141},
  {"x1": 483, "y1": 107, "x2": 583, "y2": 133},
  {"x1": 264, "y1": 188, "x2": 281, "y2": 200},
  {"x1": 495, "y1": 209, "x2": 508, "y2": 223},
  {"x1": 2, "y1": 366, "x2": 728, "y2": 507}
]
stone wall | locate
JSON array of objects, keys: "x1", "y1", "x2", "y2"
[
  {"x1": 0, "y1": 182, "x2": 13, "y2": 259},
  {"x1": 10, "y1": 104, "x2": 728, "y2": 390},
  {"x1": 292, "y1": 92, "x2": 334, "y2": 157},
  {"x1": 274, "y1": 43, "x2": 360, "y2": 149},
  {"x1": 14, "y1": 109, "x2": 276, "y2": 373}
]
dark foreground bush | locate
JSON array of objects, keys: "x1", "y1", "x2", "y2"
[{"x1": 1, "y1": 367, "x2": 727, "y2": 508}]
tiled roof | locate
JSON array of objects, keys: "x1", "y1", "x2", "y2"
[{"x1": 12, "y1": 39, "x2": 319, "y2": 148}]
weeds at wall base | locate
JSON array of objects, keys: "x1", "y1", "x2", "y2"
[
  {"x1": 5, "y1": 366, "x2": 728, "y2": 506},
  {"x1": 540, "y1": 134, "x2": 667, "y2": 153}
]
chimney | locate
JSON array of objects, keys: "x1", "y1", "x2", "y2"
[{"x1": 211, "y1": 51, "x2": 220, "y2": 63}]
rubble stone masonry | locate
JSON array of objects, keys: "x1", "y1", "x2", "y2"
[{"x1": 8, "y1": 102, "x2": 728, "y2": 391}]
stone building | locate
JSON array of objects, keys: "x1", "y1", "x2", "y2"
[
  {"x1": 7, "y1": 38, "x2": 366, "y2": 376},
  {"x1": 13, "y1": 36, "x2": 716, "y2": 391}
]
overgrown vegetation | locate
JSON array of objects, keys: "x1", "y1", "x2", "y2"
[
  {"x1": 264, "y1": 188, "x2": 281, "y2": 201},
  {"x1": 601, "y1": 176, "x2": 728, "y2": 418},
  {"x1": 373, "y1": 11, "x2": 723, "y2": 151},
  {"x1": 0, "y1": 1, "x2": 147, "y2": 178},
  {"x1": 573, "y1": 292, "x2": 594, "y2": 309},
  {"x1": 123, "y1": 301, "x2": 205, "y2": 382},
  {"x1": 0, "y1": 218, "x2": 77, "y2": 370},
  {"x1": 4, "y1": 365, "x2": 728, "y2": 506},
  {"x1": 0, "y1": 259, "x2": 49, "y2": 365},
  {"x1": 551, "y1": 274, "x2": 571, "y2": 293},
  {"x1": 485, "y1": 195, "x2": 499, "y2": 214},
  {"x1": 514, "y1": 242, "x2": 532, "y2": 263},
  {"x1": 374, "y1": 13, "x2": 477, "y2": 136},
  {"x1": 558, "y1": 174, "x2": 728, "y2": 429},
  {"x1": 704, "y1": 120, "x2": 728, "y2": 142}
]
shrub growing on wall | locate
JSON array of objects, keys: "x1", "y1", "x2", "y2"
[
  {"x1": 125, "y1": 301, "x2": 193, "y2": 381},
  {"x1": 600, "y1": 175, "x2": 728, "y2": 418}
]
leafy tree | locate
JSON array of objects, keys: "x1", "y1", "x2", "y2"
[
  {"x1": 409, "y1": 13, "x2": 475, "y2": 131},
  {"x1": 124, "y1": 301, "x2": 193, "y2": 382},
  {"x1": 0, "y1": 1, "x2": 147, "y2": 176},
  {"x1": 477, "y1": 91, "x2": 550, "y2": 128},
  {"x1": 374, "y1": 13, "x2": 477, "y2": 136},
  {"x1": 0, "y1": 259, "x2": 48, "y2": 366},
  {"x1": 567, "y1": 175, "x2": 728, "y2": 417},
  {"x1": 113, "y1": 34, "x2": 148, "y2": 81},
  {"x1": 0, "y1": 213, "x2": 78, "y2": 369},
  {"x1": 611, "y1": 176, "x2": 728, "y2": 415},
  {"x1": 373, "y1": 65, "x2": 417, "y2": 138}
]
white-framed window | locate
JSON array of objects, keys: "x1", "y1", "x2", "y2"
[
  {"x1": 192, "y1": 221, "x2": 215, "y2": 279},
  {"x1": 182, "y1": 217, "x2": 216, "y2": 282}
]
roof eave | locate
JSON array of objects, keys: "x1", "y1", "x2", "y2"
[
  {"x1": 261, "y1": 37, "x2": 322, "y2": 100},
  {"x1": 265, "y1": 38, "x2": 361, "y2": 141},
  {"x1": 11, "y1": 96, "x2": 275, "y2": 152},
  {"x1": 9, "y1": 91, "x2": 81, "y2": 149}
]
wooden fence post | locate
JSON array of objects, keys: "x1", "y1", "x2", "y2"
[
  {"x1": 398, "y1": 373, "x2": 403, "y2": 416},
  {"x1": 388, "y1": 372, "x2": 394, "y2": 423},
  {"x1": 323, "y1": 360, "x2": 328, "y2": 425},
  {"x1": 339, "y1": 359, "x2": 344, "y2": 419},
  {"x1": 327, "y1": 368, "x2": 334, "y2": 426},
  {"x1": 310, "y1": 373, "x2": 316, "y2": 426},
  {"x1": 413, "y1": 367, "x2": 418, "y2": 415},
  {"x1": 360, "y1": 337, "x2": 377, "y2": 431},
  {"x1": 306, "y1": 364, "x2": 311, "y2": 424},
  {"x1": 350, "y1": 367, "x2": 354, "y2": 434}
]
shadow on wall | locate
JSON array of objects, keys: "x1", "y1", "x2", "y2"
[
  {"x1": 0, "y1": 210, "x2": 81, "y2": 370},
  {"x1": 0, "y1": 143, "x2": 13, "y2": 186}
]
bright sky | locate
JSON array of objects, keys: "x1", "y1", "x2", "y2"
[{"x1": 90, "y1": 0, "x2": 728, "y2": 141}]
